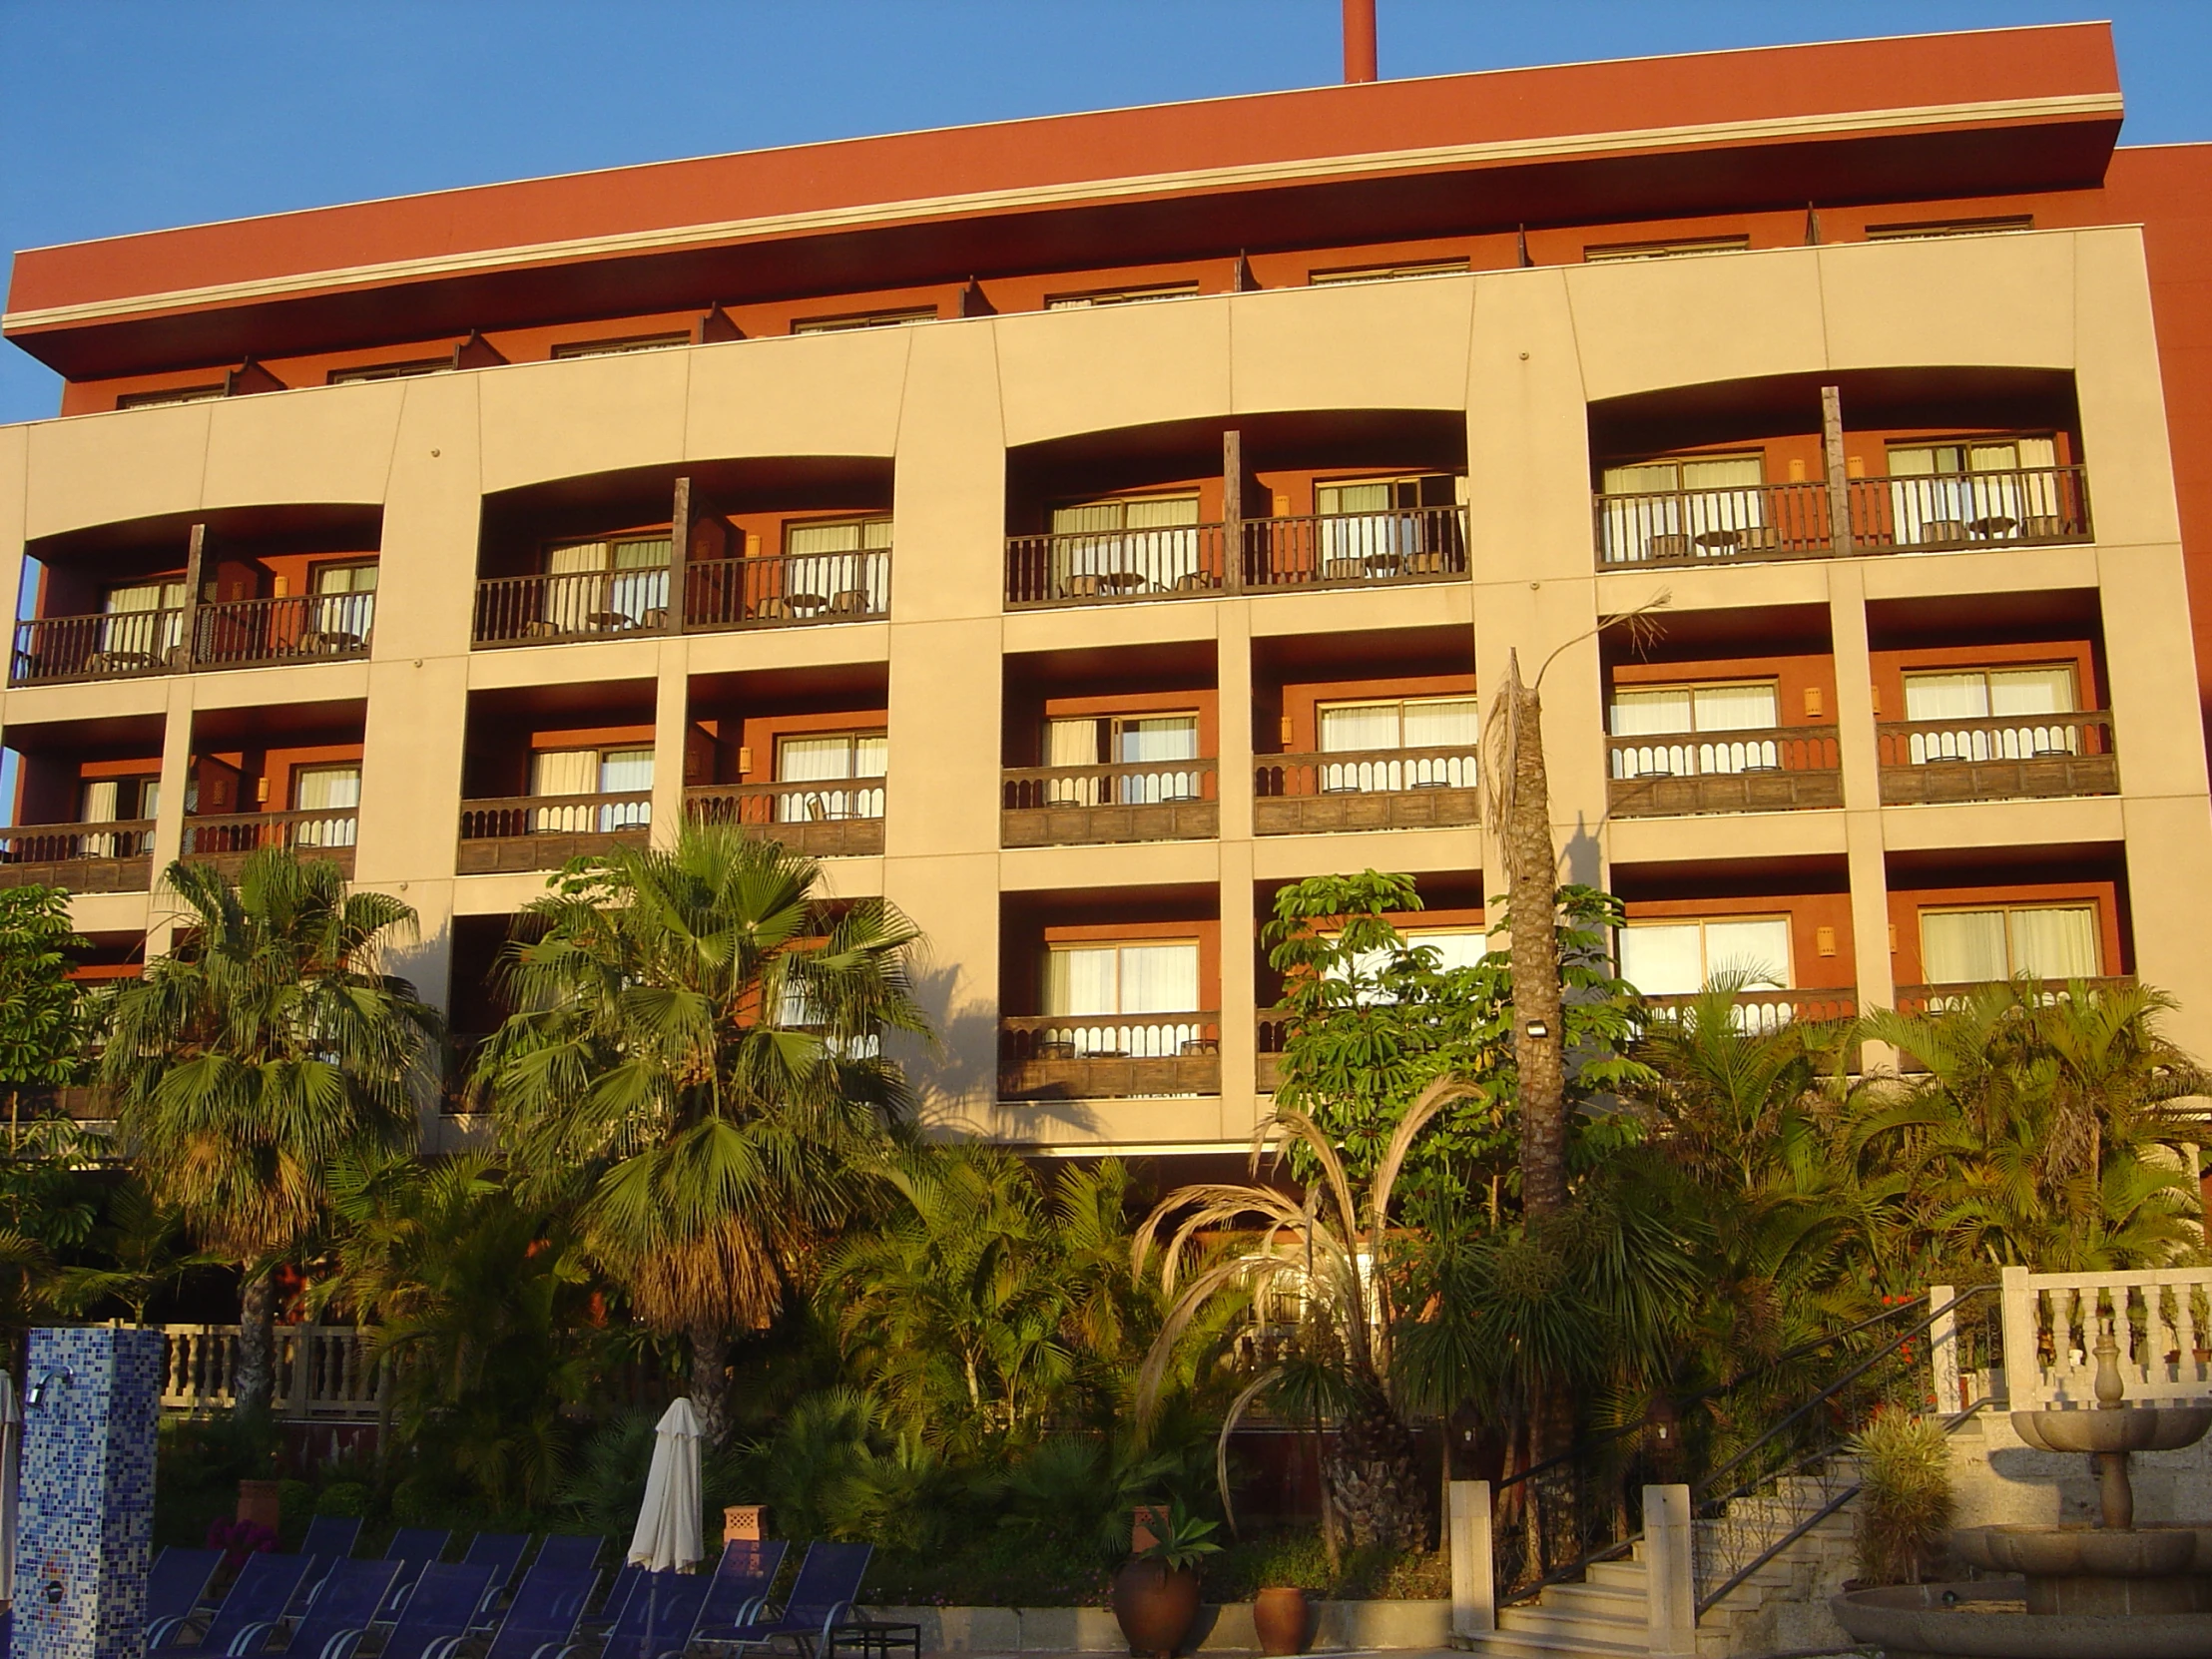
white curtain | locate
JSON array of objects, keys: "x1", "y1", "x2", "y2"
[
  {"x1": 776, "y1": 734, "x2": 886, "y2": 822},
  {"x1": 1598, "y1": 456, "x2": 1762, "y2": 562},
  {"x1": 1321, "y1": 703, "x2": 1402, "y2": 753},
  {"x1": 2010, "y1": 906, "x2": 2099, "y2": 980},
  {"x1": 1044, "y1": 718, "x2": 1103, "y2": 806},
  {"x1": 1692, "y1": 684, "x2": 1781, "y2": 775},
  {"x1": 100, "y1": 580, "x2": 186, "y2": 660},
  {"x1": 81, "y1": 779, "x2": 120, "y2": 858},
  {"x1": 1050, "y1": 497, "x2": 1196, "y2": 594},
  {"x1": 1043, "y1": 942, "x2": 1199, "y2": 1057},
  {"x1": 1319, "y1": 481, "x2": 1416, "y2": 571},
  {"x1": 1610, "y1": 689, "x2": 1697, "y2": 780},
  {"x1": 310, "y1": 563, "x2": 378, "y2": 642},
  {"x1": 1044, "y1": 946, "x2": 1120, "y2": 1016},
  {"x1": 1401, "y1": 698, "x2": 1476, "y2": 748},
  {"x1": 1117, "y1": 716, "x2": 1201, "y2": 804},
  {"x1": 1123, "y1": 496, "x2": 1201, "y2": 590},
  {"x1": 1618, "y1": 923, "x2": 1705, "y2": 995},
  {"x1": 1904, "y1": 673, "x2": 1989, "y2": 721},
  {"x1": 1922, "y1": 910, "x2": 2010, "y2": 984},
  {"x1": 1702, "y1": 918, "x2": 1791, "y2": 987},
  {"x1": 1410, "y1": 929, "x2": 1487, "y2": 971},
  {"x1": 1906, "y1": 669, "x2": 2077, "y2": 762},
  {"x1": 1988, "y1": 666, "x2": 2075, "y2": 716},
  {"x1": 531, "y1": 749, "x2": 602, "y2": 833},
  {"x1": 292, "y1": 765, "x2": 360, "y2": 847},
  {"x1": 787, "y1": 519, "x2": 890, "y2": 614}
]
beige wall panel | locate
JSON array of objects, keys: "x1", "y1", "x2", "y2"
[
  {"x1": 1819, "y1": 233, "x2": 2075, "y2": 373},
  {"x1": 1250, "y1": 826, "x2": 1483, "y2": 882},
  {"x1": 2099, "y1": 544, "x2": 2211, "y2": 798},
  {"x1": 1858, "y1": 544, "x2": 2101, "y2": 603},
  {"x1": 885, "y1": 617, "x2": 1002, "y2": 856},
  {"x1": 994, "y1": 299, "x2": 1231, "y2": 448},
  {"x1": 476, "y1": 350, "x2": 690, "y2": 495},
  {"x1": 1594, "y1": 560, "x2": 1829, "y2": 617},
  {"x1": 882, "y1": 850, "x2": 1001, "y2": 1132},
  {"x1": 24, "y1": 405, "x2": 210, "y2": 538},
  {"x1": 2121, "y1": 797, "x2": 2212, "y2": 1039},
  {"x1": 803, "y1": 858, "x2": 885, "y2": 900},
  {"x1": 2, "y1": 676, "x2": 169, "y2": 728},
  {"x1": 355, "y1": 655, "x2": 468, "y2": 885},
  {"x1": 1004, "y1": 600, "x2": 1221, "y2": 657},
  {"x1": 1247, "y1": 580, "x2": 1475, "y2": 636},
  {"x1": 683, "y1": 621, "x2": 889, "y2": 676},
  {"x1": 361, "y1": 875, "x2": 453, "y2": 1022},
  {"x1": 684, "y1": 331, "x2": 908, "y2": 461},
  {"x1": 202, "y1": 383, "x2": 403, "y2": 508},
  {"x1": 1567, "y1": 247, "x2": 1828, "y2": 404},
  {"x1": 1228, "y1": 277, "x2": 1473, "y2": 415},
  {"x1": 998, "y1": 839, "x2": 1222, "y2": 891},
  {"x1": 1878, "y1": 796, "x2": 2125, "y2": 852},
  {"x1": 2071, "y1": 229, "x2": 2185, "y2": 549},
  {"x1": 465, "y1": 637, "x2": 666, "y2": 692},
  {"x1": 1471, "y1": 576, "x2": 1609, "y2": 882},
  {"x1": 1465, "y1": 270, "x2": 1597, "y2": 583},
  {"x1": 893, "y1": 322, "x2": 1008, "y2": 625},
  {"x1": 453, "y1": 871, "x2": 565, "y2": 915},
  {"x1": 991, "y1": 1097, "x2": 1242, "y2": 1149},
  {"x1": 375, "y1": 375, "x2": 488, "y2": 661},
  {"x1": 1607, "y1": 811, "x2": 1847, "y2": 866},
  {"x1": 0, "y1": 424, "x2": 26, "y2": 679},
  {"x1": 188, "y1": 662, "x2": 370, "y2": 710},
  {"x1": 63, "y1": 891, "x2": 153, "y2": 937}
]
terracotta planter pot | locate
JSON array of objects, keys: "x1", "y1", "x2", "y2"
[
  {"x1": 1253, "y1": 1585, "x2": 1311, "y2": 1656},
  {"x1": 1112, "y1": 1558, "x2": 1203, "y2": 1658}
]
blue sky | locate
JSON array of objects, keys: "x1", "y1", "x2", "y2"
[{"x1": 2, "y1": 0, "x2": 2205, "y2": 426}]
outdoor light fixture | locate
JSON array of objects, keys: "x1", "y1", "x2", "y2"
[
  {"x1": 25, "y1": 1367, "x2": 72, "y2": 1409},
  {"x1": 1523, "y1": 1019, "x2": 1550, "y2": 1040}
]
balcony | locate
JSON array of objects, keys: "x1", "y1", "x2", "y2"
[
  {"x1": 457, "y1": 792, "x2": 650, "y2": 873},
  {"x1": 998, "y1": 1013, "x2": 1222, "y2": 1100},
  {"x1": 685, "y1": 781, "x2": 884, "y2": 858},
  {"x1": 1877, "y1": 712, "x2": 2117, "y2": 805},
  {"x1": 1005, "y1": 507, "x2": 1467, "y2": 608},
  {"x1": 182, "y1": 809, "x2": 359, "y2": 878},
  {"x1": 1607, "y1": 728, "x2": 1843, "y2": 817},
  {"x1": 1001, "y1": 759, "x2": 1218, "y2": 847},
  {"x1": 472, "y1": 548, "x2": 890, "y2": 647},
  {"x1": 1894, "y1": 974, "x2": 2136, "y2": 1015},
  {"x1": 1254, "y1": 745, "x2": 1478, "y2": 835},
  {"x1": 0, "y1": 822, "x2": 155, "y2": 891},
  {"x1": 1641, "y1": 986, "x2": 1858, "y2": 1030},
  {"x1": 10, "y1": 590, "x2": 376, "y2": 686},
  {"x1": 1594, "y1": 466, "x2": 2091, "y2": 570}
]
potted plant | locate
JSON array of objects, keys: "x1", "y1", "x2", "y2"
[
  {"x1": 1112, "y1": 1500, "x2": 1221, "y2": 1659},
  {"x1": 1849, "y1": 1410, "x2": 1954, "y2": 1587},
  {"x1": 1252, "y1": 1584, "x2": 1311, "y2": 1656}
]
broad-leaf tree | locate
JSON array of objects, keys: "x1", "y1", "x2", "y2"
[
  {"x1": 479, "y1": 824, "x2": 931, "y2": 1442},
  {"x1": 100, "y1": 850, "x2": 440, "y2": 1413},
  {"x1": 0, "y1": 884, "x2": 90, "y2": 1136}
]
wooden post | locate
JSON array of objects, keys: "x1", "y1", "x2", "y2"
[
  {"x1": 668, "y1": 477, "x2": 692, "y2": 636},
  {"x1": 1223, "y1": 428, "x2": 1245, "y2": 594},
  {"x1": 1644, "y1": 1483, "x2": 1696, "y2": 1656},
  {"x1": 1448, "y1": 1479, "x2": 1493, "y2": 1637},
  {"x1": 1930, "y1": 1284, "x2": 1961, "y2": 1414},
  {"x1": 181, "y1": 522, "x2": 208, "y2": 670},
  {"x1": 2000, "y1": 1265, "x2": 2038, "y2": 1410},
  {"x1": 1821, "y1": 384, "x2": 1853, "y2": 555}
]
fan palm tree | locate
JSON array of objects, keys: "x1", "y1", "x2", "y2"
[
  {"x1": 99, "y1": 849, "x2": 440, "y2": 1414},
  {"x1": 477, "y1": 824, "x2": 930, "y2": 1442}
]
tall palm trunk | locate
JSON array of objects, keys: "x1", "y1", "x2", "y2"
[
  {"x1": 236, "y1": 1271, "x2": 276, "y2": 1416},
  {"x1": 1498, "y1": 653, "x2": 1567, "y2": 1219},
  {"x1": 690, "y1": 1319, "x2": 732, "y2": 1445},
  {"x1": 1324, "y1": 1382, "x2": 1426, "y2": 1549}
]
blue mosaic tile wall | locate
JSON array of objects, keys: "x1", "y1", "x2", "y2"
[{"x1": 15, "y1": 1329, "x2": 164, "y2": 1659}]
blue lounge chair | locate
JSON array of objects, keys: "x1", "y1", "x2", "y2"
[
  {"x1": 299, "y1": 1516, "x2": 363, "y2": 1565},
  {"x1": 532, "y1": 1536, "x2": 603, "y2": 1576},
  {"x1": 144, "y1": 1547, "x2": 225, "y2": 1644},
  {"x1": 378, "y1": 1563, "x2": 499, "y2": 1659},
  {"x1": 589, "y1": 1564, "x2": 643, "y2": 1631},
  {"x1": 151, "y1": 1553, "x2": 310, "y2": 1657},
  {"x1": 257, "y1": 1559, "x2": 400, "y2": 1659},
  {"x1": 461, "y1": 1532, "x2": 533, "y2": 1616},
  {"x1": 720, "y1": 1544, "x2": 873, "y2": 1659},
  {"x1": 693, "y1": 1540, "x2": 791, "y2": 1642},
  {"x1": 559, "y1": 1569, "x2": 711, "y2": 1659},
  {"x1": 382, "y1": 1527, "x2": 453, "y2": 1615},
  {"x1": 472, "y1": 1565, "x2": 600, "y2": 1659}
]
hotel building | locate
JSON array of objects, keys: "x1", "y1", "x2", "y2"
[{"x1": 4, "y1": 22, "x2": 2210, "y2": 1155}]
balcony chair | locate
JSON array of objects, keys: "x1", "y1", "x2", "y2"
[
  {"x1": 151, "y1": 1553, "x2": 310, "y2": 1657},
  {"x1": 460, "y1": 1564, "x2": 601, "y2": 1659}
]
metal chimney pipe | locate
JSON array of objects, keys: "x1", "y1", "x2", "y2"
[{"x1": 1343, "y1": 0, "x2": 1378, "y2": 82}]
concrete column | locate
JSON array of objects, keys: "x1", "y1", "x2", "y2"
[
  {"x1": 1449, "y1": 1479, "x2": 1495, "y2": 1637},
  {"x1": 1929, "y1": 1284, "x2": 1960, "y2": 1416},
  {"x1": 650, "y1": 636, "x2": 690, "y2": 850},
  {"x1": 1643, "y1": 1482, "x2": 1697, "y2": 1656},
  {"x1": 1828, "y1": 566, "x2": 1895, "y2": 1018}
]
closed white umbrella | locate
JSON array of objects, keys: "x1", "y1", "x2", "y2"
[
  {"x1": 0, "y1": 1371, "x2": 19, "y2": 1604},
  {"x1": 627, "y1": 1396, "x2": 706, "y2": 1572}
]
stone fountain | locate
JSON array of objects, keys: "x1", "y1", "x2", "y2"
[{"x1": 1833, "y1": 1324, "x2": 2212, "y2": 1657}]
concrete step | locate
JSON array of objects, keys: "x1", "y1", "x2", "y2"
[
  {"x1": 1498, "y1": 1600, "x2": 1647, "y2": 1642},
  {"x1": 1584, "y1": 1560, "x2": 1648, "y2": 1591},
  {"x1": 1538, "y1": 1580, "x2": 1647, "y2": 1619},
  {"x1": 1459, "y1": 1622, "x2": 1651, "y2": 1659}
]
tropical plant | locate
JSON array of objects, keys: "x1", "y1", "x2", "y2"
[
  {"x1": 478, "y1": 824, "x2": 931, "y2": 1442},
  {"x1": 1851, "y1": 1410, "x2": 1952, "y2": 1586},
  {"x1": 52, "y1": 1176, "x2": 226, "y2": 1327},
  {"x1": 0, "y1": 884, "x2": 90, "y2": 1136},
  {"x1": 100, "y1": 850, "x2": 440, "y2": 1414},
  {"x1": 1132, "y1": 1079, "x2": 1482, "y2": 1550},
  {"x1": 1135, "y1": 1499, "x2": 1222, "y2": 1570}
]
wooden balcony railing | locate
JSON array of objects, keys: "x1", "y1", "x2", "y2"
[
  {"x1": 685, "y1": 781, "x2": 885, "y2": 857},
  {"x1": 184, "y1": 809, "x2": 358, "y2": 862},
  {"x1": 1253, "y1": 745, "x2": 1478, "y2": 835},
  {"x1": 456, "y1": 791, "x2": 651, "y2": 873},
  {"x1": 160, "y1": 1324, "x2": 383, "y2": 1420},
  {"x1": 11, "y1": 592, "x2": 377, "y2": 685},
  {"x1": 1002, "y1": 759, "x2": 1218, "y2": 846},
  {"x1": 473, "y1": 550, "x2": 890, "y2": 646},
  {"x1": 1892, "y1": 975, "x2": 2135, "y2": 1016},
  {"x1": 1877, "y1": 711, "x2": 2117, "y2": 805},
  {"x1": 999, "y1": 1012, "x2": 1222, "y2": 1100},
  {"x1": 1593, "y1": 465, "x2": 2091, "y2": 569},
  {"x1": 0, "y1": 821, "x2": 157, "y2": 890},
  {"x1": 1640, "y1": 986, "x2": 1859, "y2": 1031},
  {"x1": 1257, "y1": 1006, "x2": 1293, "y2": 1093},
  {"x1": 1004, "y1": 508, "x2": 1467, "y2": 607},
  {"x1": 1606, "y1": 726, "x2": 1843, "y2": 817}
]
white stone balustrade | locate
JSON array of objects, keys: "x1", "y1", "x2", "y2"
[
  {"x1": 2000, "y1": 1264, "x2": 2212, "y2": 1408},
  {"x1": 157, "y1": 1324, "x2": 383, "y2": 1420}
]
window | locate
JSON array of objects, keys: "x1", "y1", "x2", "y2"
[
  {"x1": 98, "y1": 580, "x2": 188, "y2": 663},
  {"x1": 1884, "y1": 435, "x2": 2062, "y2": 548},
  {"x1": 1341, "y1": 925, "x2": 1490, "y2": 992},
  {"x1": 1315, "y1": 696, "x2": 1476, "y2": 791},
  {"x1": 541, "y1": 535, "x2": 672, "y2": 631},
  {"x1": 1597, "y1": 453, "x2": 1768, "y2": 563},
  {"x1": 782, "y1": 517, "x2": 891, "y2": 616},
  {"x1": 775, "y1": 732, "x2": 886, "y2": 823},
  {"x1": 1619, "y1": 916, "x2": 1792, "y2": 995},
  {"x1": 1044, "y1": 713, "x2": 1202, "y2": 806},
  {"x1": 117, "y1": 385, "x2": 224, "y2": 409},
  {"x1": 1609, "y1": 682, "x2": 1781, "y2": 778},
  {"x1": 80, "y1": 776, "x2": 159, "y2": 855},
  {"x1": 291, "y1": 765, "x2": 361, "y2": 847},
  {"x1": 1904, "y1": 666, "x2": 2076, "y2": 721},
  {"x1": 1047, "y1": 282, "x2": 1201, "y2": 309},
  {"x1": 327, "y1": 358, "x2": 449, "y2": 385},
  {"x1": 551, "y1": 333, "x2": 691, "y2": 359},
  {"x1": 1043, "y1": 939, "x2": 1203, "y2": 1056},
  {"x1": 1308, "y1": 259, "x2": 1468, "y2": 285},
  {"x1": 792, "y1": 307, "x2": 938, "y2": 334},
  {"x1": 529, "y1": 748, "x2": 653, "y2": 832},
  {"x1": 1584, "y1": 235, "x2": 1750, "y2": 263},
  {"x1": 1313, "y1": 475, "x2": 1464, "y2": 575},
  {"x1": 1048, "y1": 494, "x2": 1202, "y2": 594},
  {"x1": 1921, "y1": 904, "x2": 2099, "y2": 984},
  {"x1": 307, "y1": 562, "x2": 378, "y2": 643},
  {"x1": 1865, "y1": 216, "x2": 2032, "y2": 242}
]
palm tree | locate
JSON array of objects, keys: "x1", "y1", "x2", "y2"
[
  {"x1": 100, "y1": 849, "x2": 440, "y2": 1415},
  {"x1": 477, "y1": 824, "x2": 931, "y2": 1443}
]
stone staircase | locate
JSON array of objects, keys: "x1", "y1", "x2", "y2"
[{"x1": 1459, "y1": 1472, "x2": 1861, "y2": 1659}]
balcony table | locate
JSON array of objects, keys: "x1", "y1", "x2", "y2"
[
  {"x1": 1362, "y1": 552, "x2": 1405, "y2": 575},
  {"x1": 1094, "y1": 571, "x2": 1148, "y2": 593},
  {"x1": 784, "y1": 592, "x2": 830, "y2": 613},
  {"x1": 300, "y1": 630, "x2": 361, "y2": 654},
  {"x1": 1693, "y1": 528, "x2": 1743, "y2": 551},
  {"x1": 87, "y1": 650, "x2": 155, "y2": 672},
  {"x1": 1969, "y1": 515, "x2": 2019, "y2": 539},
  {"x1": 585, "y1": 610, "x2": 640, "y2": 632}
]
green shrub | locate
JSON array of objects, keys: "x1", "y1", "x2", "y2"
[
  {"x1": 315, "y1": 1481, "x2": 369, "y2": 1518},
  {"x1": 1852, "y1": 1411, "x2": 1953, "y2": 1586},
  {"x1": 277, "y1": 1479, "x2": 314, "y2": 1548}
]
